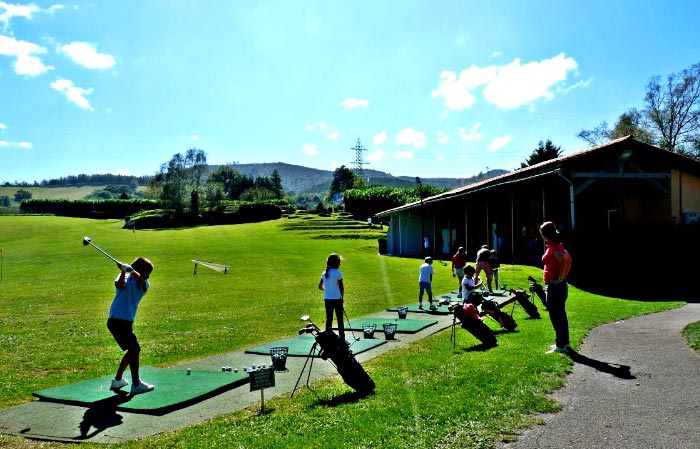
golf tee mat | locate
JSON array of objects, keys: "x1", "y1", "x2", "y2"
[
  {"x1": 244, "y1": 334, "x2": 385, "y2": 357},
  {"x1": 33, "y1": 366, "x2": 248, "y2": 415},
  {"x1": 387, "y1": 290, "x2": 516, "y2": 315},
  {"x1": 344, "y1": 317, "x2": 437, "y2": 333}
]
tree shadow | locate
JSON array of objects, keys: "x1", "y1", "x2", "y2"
[{"x1": 567, "y1": 349, "x2": 636, "y2": 379}]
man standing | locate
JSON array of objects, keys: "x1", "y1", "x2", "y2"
[{"x1": 451, "y1": 247, "x2": 467, "y2": 298}]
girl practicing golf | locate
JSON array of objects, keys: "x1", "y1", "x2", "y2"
[
  {"x1": 106, "y1": 257, "x2": 155, "y2": 395},
  {"x1": 318, "y1": 253, "x2": 345, "y2": 343}
]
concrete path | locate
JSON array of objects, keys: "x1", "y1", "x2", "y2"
[
  {"x1": 501, "y1": 303, "x2": 700, "y2": 449},
  {"x1": 0, "y1": 308, "x2": 457, "y2": 444}
]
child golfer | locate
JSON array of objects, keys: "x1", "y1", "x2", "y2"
[
  {"x1": 418, "y1": 256, "x2": 434, "y2": 310},
  {"x1": 106, "y1": 257, "x2": 155, "y2": 395},
  {"x1": 318, "y1": 253, "x2": 345, "y2": 342}
]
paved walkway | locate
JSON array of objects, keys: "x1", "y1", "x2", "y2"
[{"x1": 501, "y1": 302, "x2": 700, "y2": 449}]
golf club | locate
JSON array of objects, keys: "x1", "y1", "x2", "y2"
[
  {"x1": 343, "y1": 308, "x2": 361, "y2": 341},
  {"x1": 82, "y1": 236, "x2": 132, "y2": 272}
]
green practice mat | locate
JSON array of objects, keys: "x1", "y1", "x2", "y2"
[
  {"x1": 33, "y1": 366, "x2": 248, "y2": 415},
  {"x1": 387, "y1": 290, "x2": 516, "y2": 316},
  {"x1": 345, "y1": 317, "x2": 437, "y2": 333},
  {"x1": 244, "y1": 334, "x2": 386, "y2": 357}
]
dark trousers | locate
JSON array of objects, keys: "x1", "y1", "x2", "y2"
[
  {"x1": 325, "y1": 299, "x2": 345, "y2": 340},
  {"x1": 545, "y1": 282, "x2": 569, "y2": 348}
]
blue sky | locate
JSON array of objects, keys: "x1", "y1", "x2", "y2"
[{"x1": 1, "y1": 1, "x2": 699, "y2": 184}]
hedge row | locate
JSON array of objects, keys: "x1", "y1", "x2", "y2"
[{"x1": 20, "y1": 198, "x2": 161, "y2": 219}]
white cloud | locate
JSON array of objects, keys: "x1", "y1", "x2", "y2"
[
  {"x1": 115, "y1": 169, "x2": 131, "y2": 176},
  {"x1": 302, "y1": 142, "x2": 318, "y2": 156},
  {"x1": 61, "y1": 42, "x2": 116, "y2": 69},
  {"x1": 394, "y1": 151, "x2": 413, "y2": 160},
  {"x1": 0, "y1": 2, "x2": 38, "y2": 26},
  {"x1": 0, "y1": 35, "x2": 54, "y2": 76},
  {"x1": 0, "y1": 2, "x2": 64, "y2": 28},
  {"x1": 0, "y1": 140, "x2": 31, "y2": 149},
  {"x1": 0, "y1": 122, "x2": 6, "y2": 130},
  {"x1": 432, "y1": 53, "x2": 580, "y2": 110},
  {"x1": 306, "y1": 121, "x2": 327, "y2": 131},
  {"x1": 50, "y1": 79, "x2": 94, "y2": 110},
  {"x1": 491, "y1": 51, "x2": 502, "y2": 58},
  {"x1": 459, "y1": 122, "x2": 483, "y2": 141},
  {"x1": 190, "y1": 135, "x2": 199, "y2": 141},
  {"x1": 396, "y1": 128, "x2": 426, "y2": 149},
  {"x1": 341, "y1": 98, "x2": 369, "y2": 109},
  {"x1": 483, "y1": 54, "x2": 578, "y2": 108},
  {"x1": 488, "y1": 136, "x2": 511, "y2": 152},
  {"x1": 437, "y1": 131, "x2": 449, "y2": 144},
  {"x1": 373, "y1": 130, "x2": 387, "y2": 146},
  {"x1": 366, "y1": 148, "x2": 384, "y2": 162},
  {"x1": 327, "y1": 131, "x2": 339, "y2": 140}
]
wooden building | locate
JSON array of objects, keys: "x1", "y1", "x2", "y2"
[{"x1": 376, "y1": 136, "x2": 700, "y2": 297}]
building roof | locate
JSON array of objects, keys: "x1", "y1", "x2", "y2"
[{"x1": 376, "y1": 136, "x2": 700, "y2": 216}]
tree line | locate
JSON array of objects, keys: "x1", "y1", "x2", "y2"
[{"x1": 577, "y1": 60, "x2": 700, "y2": 158}]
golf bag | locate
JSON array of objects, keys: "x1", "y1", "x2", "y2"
[
  {"x1": 480, "y1": 299, "x2": 517, "y2": 331},
  {"x1": 512, "y1": 289, "x2": 541, "y2": 319},
  {"x1": 451, "y1": 303, "x2": 497, "y2": 347},
  {"x1": 314, "y1": 329, "x2": 376, "y2": 394},
  {"x1": 527, "y1": 276, "x2": 547, "y2": 309}
]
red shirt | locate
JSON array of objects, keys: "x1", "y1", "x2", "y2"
[
  {"x1": 452, "y1": 253, "x2": 467, "y2": 270},
  {"x1": 542, "y1": 242, "x2": 570, "y2": 284}
]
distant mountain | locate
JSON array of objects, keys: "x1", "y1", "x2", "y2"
[{"x1": 215, "y1": 162, "x2": 508, "y2": 194}]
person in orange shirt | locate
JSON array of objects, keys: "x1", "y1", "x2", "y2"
[{"x1": 540, "y1": 221, "x2": 573, "y2": 354}]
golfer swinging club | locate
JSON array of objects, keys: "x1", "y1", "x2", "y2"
[{"x1": 106, "y1": 257, "x2": 155, "y2": 395}]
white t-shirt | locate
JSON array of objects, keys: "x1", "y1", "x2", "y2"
[
  {"x1": 320, "y1": 268, "x2": 343, "y2": 300},
  {"x1": 461, "y1": 276, "x2": 477, "y2": 296},
  {"x1": 418, "y1": 263, "x2": 434, "y2": 283}
]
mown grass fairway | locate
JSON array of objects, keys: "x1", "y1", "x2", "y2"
[{"x1": 0, "y1": 215, "x2": 682, "y2": 448}]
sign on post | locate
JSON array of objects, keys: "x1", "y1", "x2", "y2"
[{"x1": 249, "y1": 368, "x2": 275, "y2": 412}]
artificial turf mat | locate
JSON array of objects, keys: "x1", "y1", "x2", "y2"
[
  {"x1": 345, "y1": 317, "x2": 437, "y2": 333},
  {"x1": 33, "y1": 366, "x2": 249, "y2": 415},
  {"x1": 387, "y1": 290, "x2": 516, "y2": 315},
  {"x1": 244, "y1": 334, "x2": 386, "y2": 357}
]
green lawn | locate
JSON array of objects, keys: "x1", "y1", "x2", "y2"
[{"x1": 0, "y1": 215, "x2": 682, "y2": 448}]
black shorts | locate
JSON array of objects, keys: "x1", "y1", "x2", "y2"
[{"x1": 107, "y1": 318, "x2": 140, "y2": 351}]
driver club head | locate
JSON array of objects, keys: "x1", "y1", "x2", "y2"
[{"x1": 82, "y1": 236, "x2": 91, "y2": 246}]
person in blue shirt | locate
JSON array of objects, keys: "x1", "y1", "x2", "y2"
[{"x1": 106, "y1": 257, "x2": 154, "y2": 395}]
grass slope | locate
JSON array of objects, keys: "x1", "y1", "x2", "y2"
[{"x1": 0, "y1": 215, "x2": 682, "y2": 448}]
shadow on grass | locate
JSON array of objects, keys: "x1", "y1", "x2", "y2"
[
  {"x1": 313, "y1": 389, "x2": 375, "y2": 407},
  {"x1": 567, "y1": 349, "x2": 635, "y2": 379}
]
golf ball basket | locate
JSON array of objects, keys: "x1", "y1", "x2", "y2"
[
  {"x1": 291, "y1": 315, "x2": 375, "y2": 397},
  {"x1": 269, "y1": 346, "x2": 289, "y2": 371}
]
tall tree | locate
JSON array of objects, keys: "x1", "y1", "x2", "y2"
[
  {"x1": 185, "y1": 148, "x2": 207, "y2": 217},
  {"x1": 152, "y1": 149, "x2": 207, "y2": 215},
  {"x1": 327, "y1": 165, "x2": 357, "y2": 203},
  {"x1": 521, "y1": 140, "x2": 563, "y2": 168},
  {"x1": 644, "y1": 61, "x2": 700, "y2": 156},
  {"x1": 270, "y1": 169, "x2": 283, "y2": 199},
  {"x1": 577, "y1": 109, "x2": 654, "y2": 147}
]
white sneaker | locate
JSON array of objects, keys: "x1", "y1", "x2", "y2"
[
  {"x1": 130, "y1": 380, "x2": 155, "y2": 395},
  {"x1": 546, "y1": 345, "x2": 568, "y2": 354},
  {"x1": 110, "y1": 378, "x2": 129, "y2": 390}
]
